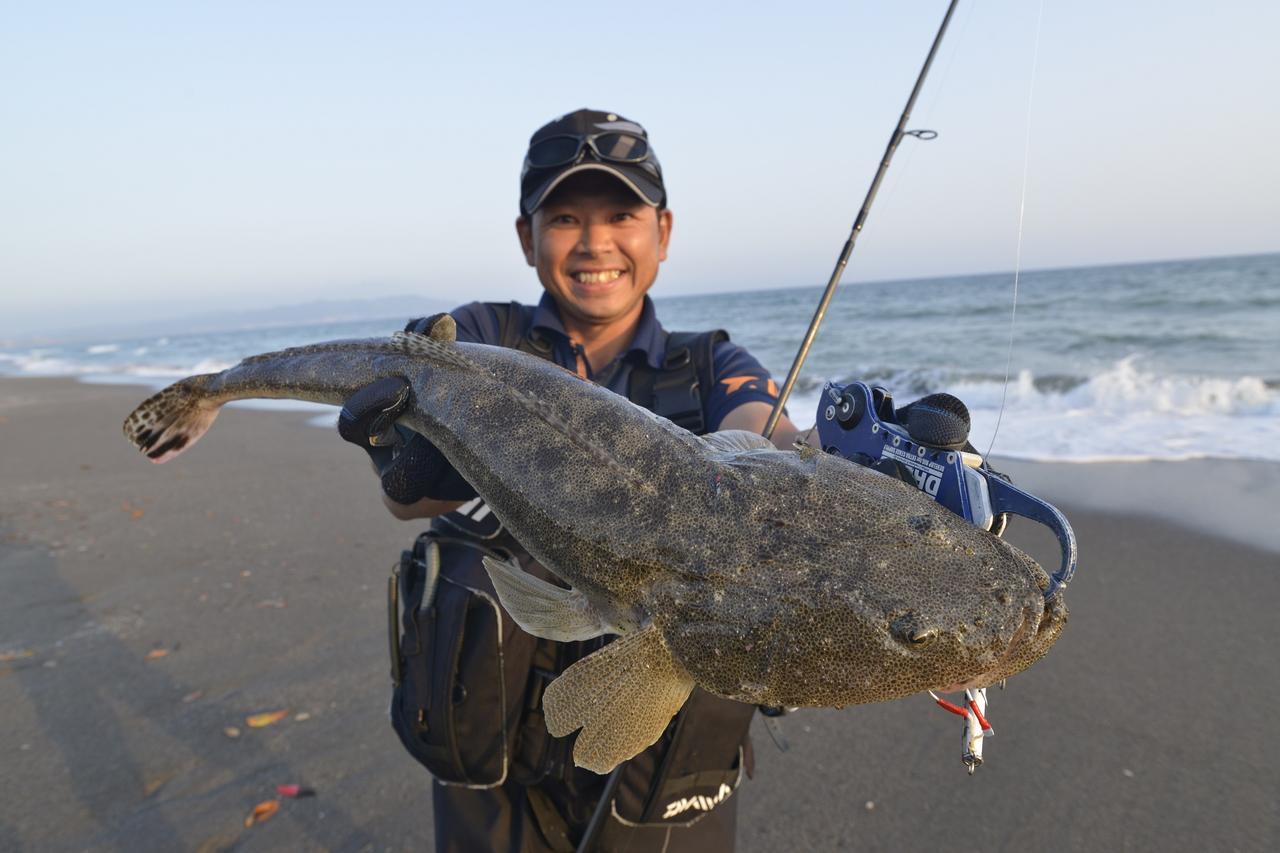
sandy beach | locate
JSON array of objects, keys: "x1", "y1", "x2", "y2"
[{"x1": 1, "y1": 376, "x2": 1276, "y2": 852}]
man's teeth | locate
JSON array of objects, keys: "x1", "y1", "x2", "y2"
[{"x1": 574, "y1": 270, "x2": 623, "y2": 284}]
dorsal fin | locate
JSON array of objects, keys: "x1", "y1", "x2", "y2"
[
  {"x1": 391, "y1": 330, "x2": 473, "y2": 370},
  {"x1": 391, "y1": 330, "x2": 653, "y2": 494},
  {"x1": 703, "y1": 429, "x2": 775, "y2": 453}
]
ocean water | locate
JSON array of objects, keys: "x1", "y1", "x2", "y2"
[{"x1": 3, "y1": 253, "x2": 1277, "y2": 463}]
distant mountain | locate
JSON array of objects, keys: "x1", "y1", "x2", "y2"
[
  {"x1": 2, "y1": 294, "x2": 457, "y2": 346},
  {"x1": 167, "y1": 295, "x2": 458, "y2": 334}
]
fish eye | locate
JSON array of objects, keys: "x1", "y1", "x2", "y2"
[
  {"x1": 909, "y1": 628, "x2": 937, "y2": 646},
  {"x1": 890, "y1": 613, "x2": 938, "y2": 648}
]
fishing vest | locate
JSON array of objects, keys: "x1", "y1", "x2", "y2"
[
  {"x1": 411, "y1": 299, "x2": 724, "y2": 431},
  {"x1": 388, "y1": 302, "x2": 756, "y2": 839}
]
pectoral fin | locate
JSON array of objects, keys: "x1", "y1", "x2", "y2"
[
  {"x1": 543, "y1": 624, "x2": 695, "y2": 774},
  {"x1": 480, "y1": 556, "x2": 609, "y2": 642}
]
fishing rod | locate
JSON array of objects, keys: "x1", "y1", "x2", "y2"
[
  {"x1": 762, "y1": 0, "x2": 959, "y2": 441},
  {"x1": 759, "y1": 0, "x2": 1077, "y2": 775},
  {"x1": 762, "y1": 0, "x2": 1074, "y2": 601}
]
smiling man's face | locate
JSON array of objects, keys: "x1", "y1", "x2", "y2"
[{"x1": 516, "y1": 171, "x2": 673, "y2": 331}]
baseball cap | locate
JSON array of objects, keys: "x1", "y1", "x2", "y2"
[{"x1": 519, "y1": 108, "x2": 666, "y2": 217}]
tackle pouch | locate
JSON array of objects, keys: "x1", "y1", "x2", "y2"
[{"x1": 387, "y1": 531, "x2": 538, "y2": 787}]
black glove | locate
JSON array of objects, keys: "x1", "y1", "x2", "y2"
[
  {"x1": 338, "y1": 377, "x2": 412, "y2": 468},
  {"x1": 338, "y1": 376, "x2": 477, "y2": 504}
]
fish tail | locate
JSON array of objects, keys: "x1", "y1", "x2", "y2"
[{"x1": 123, "y1": 374, "x2": 221, "y2": 463}]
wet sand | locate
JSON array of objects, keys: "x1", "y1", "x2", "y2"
[{"x1": 1, "y1": 377, "x2": 1276, "y2": 851}]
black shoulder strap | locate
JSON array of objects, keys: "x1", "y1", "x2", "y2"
[
  {"x1": 489, "y1": 300, "x2": 554, "y2": 359},
  {"x1": 629, "y1": 329, "x2": 728, "y2": 436},
  {"x1": 467, "y1": 302, "x2": 727, "y2": 434}
]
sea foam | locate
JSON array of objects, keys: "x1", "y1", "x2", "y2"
[{"x1": 788, "y1": 357, "x2": 1279, "y2": 463}]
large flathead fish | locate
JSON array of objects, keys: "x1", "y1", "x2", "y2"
[{"x1": 123, "y1": 319, "x2": 1066, "y2": 773}]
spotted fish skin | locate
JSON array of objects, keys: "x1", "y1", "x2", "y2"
[
  {"x1": 644, "y1": 446, "x2": 1065, "y2": 707},
  {"x1": 124, "y1": 330, "x2": 1065, "y2": 713}
]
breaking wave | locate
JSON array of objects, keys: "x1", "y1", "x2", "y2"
[{"x1": 788, "y1": 357, "x2": 1279, "y2": 462}]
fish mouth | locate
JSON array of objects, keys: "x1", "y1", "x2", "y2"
[{"x1": 939, "y1": 595, "x2": 1065, "y2": 693}]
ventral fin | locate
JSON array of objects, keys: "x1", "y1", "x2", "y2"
[
  {"x1": 543, "y1": 625, "x2": 695, "y2": 774},
  {"x1": 703, "y1": 429, "x2": 775, "y2": 453},
  {"x1": 480, "y1": 556, "x2": 609, "y2": 642}
]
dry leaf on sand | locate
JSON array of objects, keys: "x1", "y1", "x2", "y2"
[
  {"x1": 244, "y1": 799, "x2": 280, "y2": 827},
  {"x1": 246, "y1": 709, "x2": 290, "y2": 728}
]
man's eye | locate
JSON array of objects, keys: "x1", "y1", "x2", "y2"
[{"x1": 612, "y1": 211, "x2": 635, "y2": 222}]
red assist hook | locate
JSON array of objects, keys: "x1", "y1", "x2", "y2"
[
  {"x1": 929, "y1": 688, "x2": 994, "y2": 774},
  {"x1": 965, "y1": 689, "x2": 994, "y2": 736},
  {"x1": 929, "y1": 691, "x2": 969, "y2": 718}
]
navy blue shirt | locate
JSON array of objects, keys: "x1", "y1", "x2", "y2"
[{"x1": 450, "y1": 293, "x2": 780, "y2": 432}]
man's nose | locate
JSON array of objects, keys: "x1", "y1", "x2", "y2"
[{"x1": 575, "y1": 222, "x2": 613, "y2": 255}]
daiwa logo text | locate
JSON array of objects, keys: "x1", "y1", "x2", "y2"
[
  {"x1": 662, "y1": 783, "x2": 734, "y2": 820},
  {"x1": 882, "y1": 446, "x2": 944, "y2": 497}
]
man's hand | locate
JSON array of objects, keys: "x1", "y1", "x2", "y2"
[
  {"x1": 337, "y1": 377, "x2": 413, "y2": 465},
  {"x1": 337, "y1": 376, "x2": 478, "y2": 513}
]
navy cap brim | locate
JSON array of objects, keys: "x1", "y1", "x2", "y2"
[{"x1": 521, "y1": 162, "x2": 664, "y2": 217}]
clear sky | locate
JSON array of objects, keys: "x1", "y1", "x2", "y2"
[{"x1": 2, "y1": 0, "x2": 1277, "y2": 335}]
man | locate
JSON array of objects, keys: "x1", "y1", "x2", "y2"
[{"x1": 341, "y1": 109, "x2": 804, "y2": 852}]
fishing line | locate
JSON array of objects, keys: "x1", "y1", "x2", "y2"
[
  {"x1": 920, "y1": 0, "x2": 976, "y2": 122},
  {"x1": 984, "y1": 0, "x2": 1046, "y2": 460},
  {"x1": 877, "y1": 0, "x2": 976, "y2": 208}
]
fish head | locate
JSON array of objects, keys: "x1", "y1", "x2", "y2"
[
  {"x1": 662, "y1": 509, "x2": 1068, "y2": 708},
  {"x1": 808, "y1": 527, "x2": 1066, "y2": 704},
  {"x1": 787, "y1": 454, "x2": 1067, "y2": 704},
  {"x1": 866, "y1": 542, "x2": 1069, "y2": 698}
]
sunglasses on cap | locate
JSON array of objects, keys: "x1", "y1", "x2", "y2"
[{"x1": 525, "y1": 132, "x2": 651, "y2": 169}]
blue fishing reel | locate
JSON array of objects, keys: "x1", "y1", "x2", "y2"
[{"x1": 815, "y1": 381, "x2": 1076, "y2": 599}]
